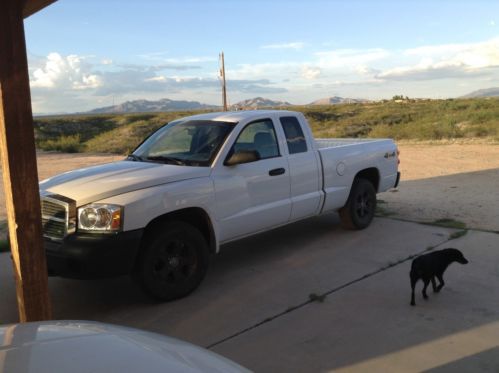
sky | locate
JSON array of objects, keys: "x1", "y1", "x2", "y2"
[{"x1": 25, "y1": 0, "x2": 499, "y2": 113}]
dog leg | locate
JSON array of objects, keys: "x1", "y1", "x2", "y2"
[
  {"x1": 410, "y1": 276, "x2": 417, "y2": 306},
  {"x1": 422, "y1": 279, "x2": 430, "y2": 300},
  {"x1": 431, "y1": 277, "x2": 438, "y2": 292},
  {"x1": 436, "y1": 274, "x2": 445, "y2": 292}
]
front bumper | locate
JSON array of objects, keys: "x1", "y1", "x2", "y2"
[
  {"x1": 45, "y1": 229, "x2": 144, "y2": 279},
  {"x1": 394, "y1": 171, "x2": 401, "y2": 188}
]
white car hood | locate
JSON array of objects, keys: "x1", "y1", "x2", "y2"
[
  {"x1": 39, "y1": 160, "x2": 211, "y2": 206},
  {"x1": 0, "y1": 321, "x2": 249, "y2": 373}
]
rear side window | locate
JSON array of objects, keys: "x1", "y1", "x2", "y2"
[
  {"x1": 234, "y1": 119, "x2": 279, "y2": 159},
  {"x1": 280, "y1": 116, "x2": 307, "y2": 154}
]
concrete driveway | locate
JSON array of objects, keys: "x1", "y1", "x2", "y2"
[{"x1": 1, "y1": 214, "x2": 498, "y2": 372}]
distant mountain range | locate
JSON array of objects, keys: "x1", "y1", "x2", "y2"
[
  {"x1": 87, "y1": 98, "x2": 218, "y2": 114},
  {"x1": 308, "y1": 96, "x2": 368, "y2": 105},
  {"x1": 231, "y1": 97, "x2": 291, "y2": 109},
  {"x1": 460, "y1": 87, "x2": 499, "y2": 98},
  {"x1": 84, "y1": 96, "x2": 369, "y2": 114},
  {"x1": 230, "y1": 96, "x2": 366, "y2": 108}
]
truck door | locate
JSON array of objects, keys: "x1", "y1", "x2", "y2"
[
  {"x1": 212, "y1": 118, "x2": 291, "y2": 242},
  {"x1": 279, "y1": 115, "x2": 322, "y2": 220}
]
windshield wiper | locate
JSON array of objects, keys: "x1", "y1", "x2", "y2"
[
  {"x1": 146, "y1": 155, "x2": 187, "y2": 165},
  {"x1": 126, "y1": 154, "x2": 143, "y2": 162}
]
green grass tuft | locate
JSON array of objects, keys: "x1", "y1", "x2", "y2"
[
  {"x1": 375, "y1": 205, "x2": 395, "y2": 217},
  {"x1": 430, "y1": 218, "x2": 467, "y2": 229},
  {"x1": 38, "y1": 134, "x2": 83, "y2": 153},
  {"x1": 449, "y1": 230, "x2": 469, "y2": 240}
]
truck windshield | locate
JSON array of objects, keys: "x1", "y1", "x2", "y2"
[{"x1": 132, "y1": 120, "x2": 235, "y2": 167}]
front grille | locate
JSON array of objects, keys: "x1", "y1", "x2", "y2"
[
  {"x1": 41, "y1": 217, "x2": 66, "y2": 239},
  {"x1": 42, "y1": 199, "x2": 66, "y2": 219},
  {"x1": 41, "y1": 196, "x2": 70, "y2": 240}
]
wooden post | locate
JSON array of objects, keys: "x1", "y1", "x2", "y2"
[{"x1": 0, "y1": 0, "x2": 52, "y2": 321}]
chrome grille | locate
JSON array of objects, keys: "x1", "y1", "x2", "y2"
[
  {"x1": 41, "y1": 196, "x2": 69, "y2": 240},
  {"x1": 41, "y1": 217, "x2": 66, "y2": 239}
]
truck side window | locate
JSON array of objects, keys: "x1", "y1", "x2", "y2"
[
  {"x1": 234, "y1": 119, "x2": 279, "y2": 159},
  {"x1": 280, "y1": 116, "x2": 307, "y2": 154}
]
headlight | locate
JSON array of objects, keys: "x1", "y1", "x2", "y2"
[{"x1": 77, "y1": 204, "x2": 122, "y2": 232}]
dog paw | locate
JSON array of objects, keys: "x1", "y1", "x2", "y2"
[
  {"x1": 410, "y1": 301, "x2": 415, "y2": 306},
  {"x1": 423, "y1": 295, "x2": 428, "y2": 300}
]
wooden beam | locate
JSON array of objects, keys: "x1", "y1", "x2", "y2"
[
  {"x1": 23, "y1": 0, "x2": 57, "y2": 19},
  {"x1": 0, "y1": 0, "x2": 52, "y2": 322}
]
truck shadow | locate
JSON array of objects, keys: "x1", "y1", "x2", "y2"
[{"x1": 47, "y1": 213, "x2": 341, "y2": 312}]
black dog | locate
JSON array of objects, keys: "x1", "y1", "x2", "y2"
[{"x1": 410, "y1": 248, "x2": 468, "y2": 306}]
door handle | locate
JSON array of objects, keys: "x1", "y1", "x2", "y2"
[{"x1": 269, "y1": 168, "x2": 286, "y2": 176}]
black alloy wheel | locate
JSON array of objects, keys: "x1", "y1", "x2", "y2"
[
  {"x1": 339, "y1": 178, "x2": 377, "y2": 230},
  {"x1": 136, "y1": 221, "x2": 209, "y2": 301}
]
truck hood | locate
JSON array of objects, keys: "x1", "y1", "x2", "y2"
[
  {"x1": 39, "y1": 160, "x2": 211, "y2": 206},
  {"x1": 0, "y1": 321, "x2": 249, "y2": 373}
]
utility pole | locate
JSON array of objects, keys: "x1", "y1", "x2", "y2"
[{"x1": 219, "y1": 52, "x2": 228, "y2": 111}]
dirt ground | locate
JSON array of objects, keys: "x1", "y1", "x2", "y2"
[
  {"x1": 0, "y1": 144, "x2": 498, "y2": 237},
  {"x1": 378, "y1": 143, "x2": 499, "y2": 231}
]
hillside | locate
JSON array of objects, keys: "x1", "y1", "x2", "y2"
[
  {"x1": 461, "y1": 87, "x2": 499, "y2": 98},
  {"x1": 231, "y1": 97, "x2": 291, "y2": 109},
  {"x1": 309, "y1": 96, "x2": 367, "y2": 105},
  {"x1": 33, "y1": 97, "x2": 499, "y2": 154}
]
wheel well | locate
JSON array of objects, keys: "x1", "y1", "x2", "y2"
[
  {"x1": 354, "y1": 168, "x2": 380, "y2": 191},
  {"x1": 144, "y1": 208, "x2": 216, "y2": 254}
]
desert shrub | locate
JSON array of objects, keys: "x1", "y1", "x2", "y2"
[
  {"x1": 84, "y1": 119, "x2": 166, "y2": 154},
  {"x1": 38, "y1": 135, "x2": 82, "y2": 153}
]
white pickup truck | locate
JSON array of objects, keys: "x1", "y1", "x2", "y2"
[{"x1": 40, "y1": 110, "x2": 400, "y2": 300}]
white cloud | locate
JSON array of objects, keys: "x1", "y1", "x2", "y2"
[
  {"x1": 261, "y1": 42, "x2": 304, "y2": 50},
  {"x1": 490, "y1": 20, "x2": 496, "y2": 27},
  {"x1": 101, "y1": 58, "x2": 113, "y2": 65},
  {"x1": 315, "y1": 48, "x2": 390, "y2": 69},
  {"x1": 301, "y1": 66, "x2": 321, "y2": 80},
  {"x1": 145, "y1": 76, "x2": 166, "y2": 82},
  {"x1": 378, "y1": 37, "x2": 499, "y2": 80},
  {"x1": 30, "y1": 52, "x2": 101, "y2": 90},
  {"x1": 227, "y1": 62, "x2": 297, "y2": 80},
  {"x1": 405, "y1": 37, "x2": 499, "y2": 68},
  {"x1": 355, "y1": 65, "x2": 381, "y2": 76}
]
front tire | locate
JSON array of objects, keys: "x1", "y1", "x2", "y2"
[
  {"x1": 135, "y1": 221, "x2": 209, "y2": 301},
  {"x1": 339, "y1": 178, "x2": 377, "y2": 230}
]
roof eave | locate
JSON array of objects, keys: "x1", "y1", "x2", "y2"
[{"x1": 23, "y1": 0, "x2": 57, "y2": 19}]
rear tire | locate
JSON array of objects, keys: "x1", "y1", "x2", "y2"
[
  {"x1": 135, "y1": 221, "x2": 209, "y2": 301},
  {"x1": 339, "y1": 178, "x2": 377, "y2": 230}
]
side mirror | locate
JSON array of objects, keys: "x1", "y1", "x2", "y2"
[{"x1": 224, "y1": 150, "x2": 260, "y2": 166}]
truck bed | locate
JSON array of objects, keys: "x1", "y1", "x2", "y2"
[
  {"x1": 315, "y1": 137, "x2": 399, "y2": 213},
  {"x1": 315, "y1": 138, "x2": 389, "y2": 149}
]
